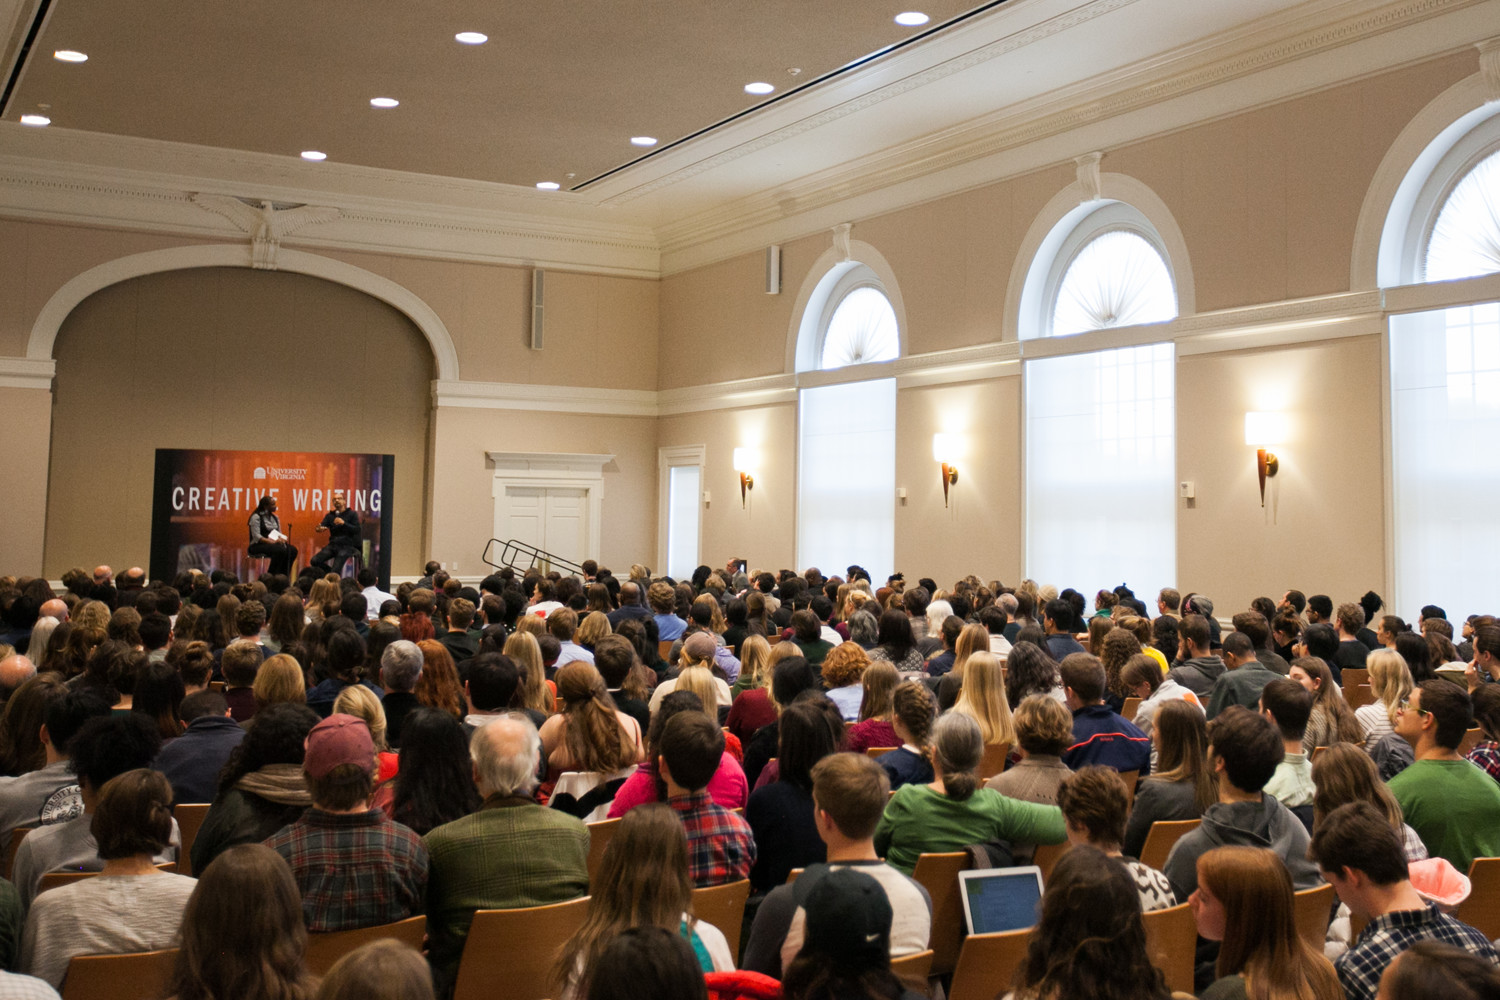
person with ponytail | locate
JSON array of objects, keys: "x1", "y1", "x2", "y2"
[
  {"x1": 873, "y1": 681, "x2": 938, "y2": 791},
  {"x1": 538, "y1": 662, "x2": 644, "y2": 786},
  {"x1": 874, "y1": 711, "x2": 1065, "y2": 875}
]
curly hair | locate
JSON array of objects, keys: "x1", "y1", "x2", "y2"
[
  {"x1": 1100, "y1": 628, "x2": 1144, "y2": 697},
  {"x1": 217, "y1": 702, "x2": 318, "y2": 795},
  {"x1": 821, "y1": 641, "x2": 870, "y2": 689}
]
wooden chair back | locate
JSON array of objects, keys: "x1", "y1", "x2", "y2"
[
  {"x1": 1310, "y1": 745, "x2": 1329, "y2": 761},
  {"x1": 1117, "y1": 769, "x2": 1139, "y2": 809},
  {"x1": 658, "y1": 640, "x2": 675, "y2": 663},
  {"x1": 585, "y1": 816, "x2": 622, "y2": 887},
  {"x1": 62, "y1": 948, "x2": 178, "y2": 1000},
  {"x1": 1346, "y1": 685, "x2": 1376, "y2": 709},
  {"x1": 1341, "y1": 668, "x2": 1369, "y2": 690},
  {"x1": 1031, "y1": 841, "x2": 1070, "y2": 881},
  {"x1": 1293, "y1": 883, "x2": 1335, "y2": 951},
  {"x1": 1121, "y1": 696, "x2": 1142, "y2": 721},
  {"x1": 1459, "y1": 857, "x2": 1500, "y2": 940},
  {"x1": 889, "y1": 949, "x2": 935, "y2": 993},
  {"x1": 948, "y1": 930, "x2": 1031, "y2": 1000},
  {"x1": 1461, "y1": 727, "x2": 1484, "y2": 756},
  {"x1": 691, "y1": 879, "x2": 752, "y2": 955},
  {"x1": 1142, "y1": 902, "x2": 1196, "y2": 995},
  {"x1": 910, "y1": 852, "x2": 969, "y2": 976},
  {"x1": 865, "y1": 746, "x2": 898, "y2": 759},
  {"x1": 452, "y1": 896, "x2": 590, "y2": 1000},
  {"x1": 1138, "y1": 819, "x2": 1201, "y2": 873},
  {"x1": 978, "y1": 742, "x2": 1012, "y2": 780},
  {"x1": 305, "y1": 915, "x2": 427, "y2": 977},
  {"x1": 172, "y1": 803, "x2": 211, "y2": 877},
  {"x1": 786, "y1": 867, "x2": 804, "y2": 884},
  {"x1": 38, "y1": 864, "x2": 176, "y2": 895},
  {"x1": 3, "y1": 827, "x2": 30, "y2": 881}
]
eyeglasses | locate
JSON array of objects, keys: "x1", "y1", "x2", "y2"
[{"x1": 1397, "y1": 699, "x2": 1429, "y2": 716}]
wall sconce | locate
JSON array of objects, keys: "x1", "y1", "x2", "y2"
[
  {"x1": 1244, "y1": 412, "x2": 1288, "y2": 508},
  {"x1": 732, "y1": 448, "x2": 758, "y2": 509},
  {"x1": 932, "y1": 433, "x2": 960, "y2": 507}
]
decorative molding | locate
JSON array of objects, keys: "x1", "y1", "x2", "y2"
[
  {"x1": 655, "y1": 0, "x2": 1493, "y2": 274},
  {"x1": 486, "y1": 452, "x2": 616, "y2": 474},
  {"x1": 0, "y1": 356, "x2": 55, "y2": 390},
  {"x1": 1478, "y1": 38, "x2": 1500, "y2": 100},
  {"x1": 657, "y1": 374, "x2": 797, "y2": 416},
  {"x1": 1075, "y1": 152, "x2": 1104, "y2": 202},
  {"x1": 189, "y1": 194, "x2": 341, "y2": 270},
  {"x1": 436, "y1": 380, "x2": 659, "y2": 416},
  {"x1": 25, "y1": 245, "x2": 463, "y2": 381}
]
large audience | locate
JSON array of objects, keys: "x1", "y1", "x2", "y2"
[{"x1": 0, "y1": 561, "x2": 1499, "y2": 999}]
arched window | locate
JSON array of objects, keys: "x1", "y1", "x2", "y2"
[
  {"x1": 794, "y1": 260, "x2": 899, "y2": 581},
  {"x1": 1021, "y1": 199, "x2": 1179, "y2": 599},
  {"x1": 1389, "y1": 126, "x2": 1500, "y2": 617}
]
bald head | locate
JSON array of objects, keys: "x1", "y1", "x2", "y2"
[
  {"x1": 39, "y1": 599, "x2": 68, "y2": 622},
  {"x1": 620, "y1": 581, "x2": 641, "y2": 606},
  {"x1": 121, "y1": 568, "x2": 146, "y2": 589},
  {"x1": 470, "y1": 714, "x2": 541, "y2": 798},
  {"x1": 92, "y1": 566, "x2": 112, "y2": 585},
  {"x1": 0, "y1": 655, "x2": 36, "y2": 696}
]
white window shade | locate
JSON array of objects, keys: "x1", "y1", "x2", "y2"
[
  {"x1": 1390, "y1": 302, "x2": 1500, "y2": 618},
  {"x1": 798, "y1": 379, "x2": 895, "y2": 582},
  {"x1": 1025, "y1": 343, "x2": 1175, "y2": 599},
  {"x1": 821, "y1": 287, "x2": 899, "y2": 369},
  {"x1": 1425, "y1": 149, "x2": 1500, "y2": 283},
  {"x1": 666, "y1": 464, "x2": 701, "y2": 581},
  {"x1": 1052, "y1": 231, "x2": 1177, "y2": 338}
]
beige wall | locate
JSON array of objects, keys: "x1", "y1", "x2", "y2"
[
  {"x1": 45, "y1": 268, "x2": 434, "y2": 575},
  {"x1": 0, "y1": 387, "x2": 53, "y2": 574},
  {"x1": 1176, "y1": 336, "x2": 1386, "y2": 613},
  {"x1": 428, "y1": 406, "x2": 659, "y2": 574}
]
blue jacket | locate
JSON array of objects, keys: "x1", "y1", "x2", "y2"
[
  {"x1": 1063, "y1": 704, "x2": 1152, "y2": 775},
  {"x1": 154, "y1": 715, "x2": 246, "y2": 805}
]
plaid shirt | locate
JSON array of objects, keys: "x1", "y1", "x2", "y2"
[
  {"x1": 1336, "y1": 903, "x2": 1499, "y2": 1000},
  {"x1": 669, "y1": 790, "x2": 756, "y2": 887},
  {"x1": 265, "y1": 807, "x2": 429, "y2": 933},
  {"x1": 1468, "y1": 740, "x2": 1500, "y2": 783}
]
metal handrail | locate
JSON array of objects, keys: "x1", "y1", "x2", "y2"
[{"x1": 480, "y1": 538, "x2": 586, "y2": 577}]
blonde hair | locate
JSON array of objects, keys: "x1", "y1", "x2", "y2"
[
  {"x1": 504, "y1": 632, "x2": 553, "y2": 717},
  {"x1": 333, "y1": 683, "x2": 390, "y2": 753},
  {"x1": 674, "y1": 666, "x2": 721, "y2": 714},
  {"x1": 576, "y1": 611, "x2": 612, "y2": 648},
  {"x1": 952, "y1": 651, "x2": 1016, "y2": 745},
  {"x1": 951, "y1": 623, "x2": 991, "y2": 680},
  {"x1": 513, "y1": 615, "x2": 545, "y2": 637},
  {"x1": 1367, "y1": 649, "x2": 1413, "y2": 725},
  {"x1": 739, "y1": 635, "x2": 773, "y2": 691},
  {"x1": 253, "y1": 653, "x2": 306, "y2": 708}
]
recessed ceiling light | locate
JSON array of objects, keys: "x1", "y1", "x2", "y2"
[
  {"x1": 19, "y1": 114, "x2": 50, "y2": 126},
  {"x1": 455, "y1": 31, "x2": 488, "y2": 44},
  {"x1": 630, "y1": 136, "x2": 658, "y2": 147},
  {"x1": 744, "y1": 82, "x2": 775, "y2": 95},
  {"x1": 536, "y1": 181, "x2": 560, "y2": 191},
  {"x1": 894, "y1": 11, "x2": 930, "y2": 26},
  {"x1": 300, "y1": 150, "x2": 327, "y2": 161},
  {"x1": 370, "y1": 97, "x2": 399, "y2": 109},
  {"x1": 53, "y1": 50, "x2": 88, "y2": 63}
]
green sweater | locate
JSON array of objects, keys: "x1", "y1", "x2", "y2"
[
  {"x1": 1388, "y1": 758, "x2": 1500, "y2": 873},
  {"x1": 874, "y1": 784, "x2": 1066, "y2": 874}
]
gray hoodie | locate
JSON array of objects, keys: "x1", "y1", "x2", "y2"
[
  {"x1": 1162, "y1": 795, "x2": 1321, "y2": 902},
  {"x1": 1165, "y1": 655, "x2": 1225, "y2": 699}
]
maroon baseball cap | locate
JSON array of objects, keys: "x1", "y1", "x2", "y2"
[{"x1": 303, "y1": 713, "x2": 375, "y2": 778}]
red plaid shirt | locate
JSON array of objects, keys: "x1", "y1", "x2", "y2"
[
  {"x1": 265, "y1": 807, "x2": 429, "y2": 932},
  {"x1": 669, "y1": 791, "x2": 756, "y2": 888}
]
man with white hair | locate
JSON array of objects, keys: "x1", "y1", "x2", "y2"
[
  {"x1": 422, "y1": 714, "x2": 588, "y2": 994},
  {"x1": 379, "y1": 640, "x2": 424, "y2": 748}
]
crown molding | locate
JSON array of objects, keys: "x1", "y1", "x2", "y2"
[
  {"x1": 433, "y1": 380, "x2": 660, "y2": 417},
  {"x1": 0, "y1": 356, "x2": 54, "y2": 390},
  {"x1": 0, "y1": 134, "x2": 661, "y2": 278},
  {"x1": 656, "y1": 0, "x2": 1493, "y2": 275}
]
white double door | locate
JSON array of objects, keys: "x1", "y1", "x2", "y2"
[{"x1": 499, "y1": 486, "x2": 588, "y2": 565}]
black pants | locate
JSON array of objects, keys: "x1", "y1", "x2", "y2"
[
  {"x1": 248, "y1": 540, "x2": 297, "y2": 576},
  {"x1": 311, "y1": 543, "x2": 359, "y2": 575}
]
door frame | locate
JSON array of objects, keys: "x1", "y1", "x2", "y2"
[
  {"x1": 488, "y1": 452, "x2": 613, "y2": 564},
  {"x1": 657, "y1": 444, "x2": 706, "y2": 578}
]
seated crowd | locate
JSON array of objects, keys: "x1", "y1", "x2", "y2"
[{"x1": 0, "y1": 563, "x2": 1498, "y2": 999}]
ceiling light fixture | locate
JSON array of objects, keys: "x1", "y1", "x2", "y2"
[
  {"x1": 455, "y1": 31, "x2": 488, "y2": 44},
  {"x1": 630, "y1": 136, "x2": 657, "y2": 147},
  {"x1": 53, "y1": 50, "x2": 88, "y2": 62},
  {"x1": 370, "y1": 97, "x2": 399, "y2": 109},
  {"x1": 894, "y1": 11, "x2": 930, "y2": 26},
  {"x1": 20, "y1": 114, "x2": 50, "y2": 126},
  {"x1": 300, "y1": 150, "x2": 327, "y2": 161},
  {"x1": 536, "y1": 181, "x2": 560, "y2": 191},
  {"x1": 744, "y1": 82, "x2": 775, "y2": 95}
]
